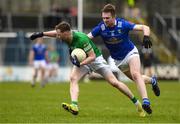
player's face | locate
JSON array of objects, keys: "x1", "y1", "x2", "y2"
[
  {"x1": 102, "y1": 12, "x2": 115, "y2": 27},
  {"x1": 36, "y1": 38, "x2": 43, "y2": 44},
  {"x1": 56, "y1": 29, "x2": 72, "y2": 42}
]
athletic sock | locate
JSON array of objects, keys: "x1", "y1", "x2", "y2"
[
  {"x1": 143, "y1": 98, "x2": 150, "y2": 105},
  {"x1": 71, "y1": 101, "x2": 78, "y2": 106},
  {"x1": 131, "y1": 97, "x2": 138, "y2": 104}
]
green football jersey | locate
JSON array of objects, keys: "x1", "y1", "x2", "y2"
[
  {"x1": 69, "y1": 31, "x2": 102, "y2": 57},
  {"x1": 48, "y1": 51, "x2": 59, "y2": 63}
]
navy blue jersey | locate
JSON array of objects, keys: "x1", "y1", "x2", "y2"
[
  {"x1": 32, "y1": 43, "x2": 47, "y2": 60},
  {"x1": 91, "y1": 18, "x2": 136, "y2": 60}
]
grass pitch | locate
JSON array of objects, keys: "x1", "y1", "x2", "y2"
[{"x1": 0, "y1": 80, "x2": 180, "y2": 123}]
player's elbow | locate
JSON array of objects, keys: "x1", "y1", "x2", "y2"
[
  {"x1": 90, "y1": 54, "x2": 96, "y2": 61},
  {"x1": 143, "y1": 25, "x2": 150, "y2": 31}
]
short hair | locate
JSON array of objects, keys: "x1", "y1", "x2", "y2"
[
  {"x1": 101, "y1": 4, "x2": 116, "y2": 17},
  {"x1": 55, "y1": 21, "x2": 71, "y2": 32}
]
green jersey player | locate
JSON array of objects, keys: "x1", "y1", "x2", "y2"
[{"x1": 30, "y1": 21, "x2": 146, "y2": 117}]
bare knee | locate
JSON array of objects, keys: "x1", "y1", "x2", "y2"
[
  {"x1": 107, "y1": 76, "x2": 119, "y2": 88},
  {"x1": 70, "y1": 75, "x2": 79, "y2": 84},
  {"x1": 131, "y1": 71, "x2": 141, "y2": 81}
]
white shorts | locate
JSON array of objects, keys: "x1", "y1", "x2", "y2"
[
  {"x1": 114, "y1": 47, "x2": 139, "y2": 72},
  {"x1": 33, "y1": 60, "x2": 47, "y2": 69},
  {"x1": 75, "y1": 55, "x2": 110, "y2": 74},
  {"x1": 47, "y1": 63, "x2": 59, "y2": 70}
]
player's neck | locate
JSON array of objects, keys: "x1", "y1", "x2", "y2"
[{"x1": 66, "y1": 31, "x2": 73, "y2": 44}]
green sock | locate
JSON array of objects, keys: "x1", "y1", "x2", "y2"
[
  {"x1": 131, "y1": 97, "x2": 138, "y2": 104},
  {"x1": 71, "y1": 101, "x2": 78, "y2": 106}
]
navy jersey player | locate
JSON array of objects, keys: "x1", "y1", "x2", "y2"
[
  {"x1": 29, "y1": 38, "x2": 48, "y2": 87},
  {"x1": 88, "y1": 4, "x2": 160, "y2": 114}
]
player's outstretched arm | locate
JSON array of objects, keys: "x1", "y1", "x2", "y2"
[
  {"x1": 133, "y1": 24, "x2": 152, "y2": 48},
  {"x1": 43, "y1": 30, "x2": 57, "y2": 37},
  {"x1": 133, "y1": 24, "x2": 150, "y2": 36},
  {"x1": 30, "y1": 30, "x2": 57, "y2": 40}
]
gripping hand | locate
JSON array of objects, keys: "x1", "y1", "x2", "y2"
[
  {"x1": 143, "y1": 36, "x2": 152, "y2": 48},
  {"x1": 30, "y1": 32, "x2": 44, "y2": 40},
  {"x1": 70, "y1": 55, "x2": 80, "y2": 67}
]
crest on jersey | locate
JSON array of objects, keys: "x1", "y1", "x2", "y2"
[
  {"x1": 118, "y1": 29, "x2": 121, "y2": 33},
  {"x1": 118, "y1": 21, "x2": 122, "y2": 28},
  {"x1": 111, "y1": 32, "x2": 115, "y2": 36},
  {"x1": 101, "y1": 24, "x2": 105, "y2": 31},
  {"x1": 110, "y1": 30, "x2": 115, "y2": 36}
]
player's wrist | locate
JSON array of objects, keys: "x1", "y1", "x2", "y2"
[{"x1": 39, "y1": 32, "x2": 44, "y2": 37}]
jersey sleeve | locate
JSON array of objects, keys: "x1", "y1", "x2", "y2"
[
  {"x1": 80, "y1": 39, "x2": 92, "y2": 53},
  {"x1": 123, "y1": 19, "x2": 136, "y2": 31},
  {"x1": 91, "y1": 25, "x2": 101, "y2": 37}
]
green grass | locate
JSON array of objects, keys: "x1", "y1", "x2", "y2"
[{"x1": 0, "y1": 80, "x2": 180, "y2": 123}]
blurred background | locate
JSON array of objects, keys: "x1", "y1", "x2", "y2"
[{"x1": 0, "y1": 0, "x2": 179, "y2": 82}]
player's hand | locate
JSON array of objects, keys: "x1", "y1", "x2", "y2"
[
  {"x1": 30, "y1": 32, "x2": 44, "y2": 40},
  {"x1": 143, "y1": 36, "x2": 152, "y2": 48},
  {"x1": 70, "y1": 55, "x2": 80, "y2": 67},
  {"x1": 69, "y1": 48, "x2": 72, "y2": 54}
]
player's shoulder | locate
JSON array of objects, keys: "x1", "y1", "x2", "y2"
[
  {"x1": 73, "y1": 31, "x2": 89, "y2": 41},
  {"x1": 96, "y1": 21, "x2": 106, "y2": 31},
  {"x1": 98, "y1": 20, "x2": 105, "y2": 26},
  {"x1": 116, "y1": 17, "x2": 128, "y2": 23},
  {"x1": 73, "y1": 30, "x2": 86, "y2": 37},
  {"x1": 33, "y1": 43, "x2": 38, "y2": 48},
  {"x1": 42, "y1": 44, "x2": 47, "y2": 48},
  {"x1": 117, "y1": 17, "x2": 135, "y2": 27}
]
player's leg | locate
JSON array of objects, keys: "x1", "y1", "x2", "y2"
[
  {"x1": 62, "y1": 65, "x2": 89, "y2": 115},
  {"x1": 46, "y1": 64, "x2": 54, "y2": 81},
  {"x1": 96, "y1": 67, "x2": 145, "y2": 117},
  {"x1": 31, "y1": 61, "x2": 39, "y2": 87},
  {"x1": 124, "y1": 71, "x2": 160, "y2": 96},
  {"x1": 128, "y1": 56, "x2": 152, "y2": 114},
  {"x1": 40, "y1": 61, "x2": 48, "y2": 87},
  {"x1": 40, "y1": 67, "x2": 47, "y2": 87},
  {"x1": 142, "y1": 66, "x2": 160, "y2": 96},
  {"x1": 31, "y1": 68, "x2": 38, "y2": 87},
  {"x1": 93, "y1": 55, "x2": 145, "y2": 117},
  {"x1": 142, "y1": 74, "x2": 160, "y2": 96},
  {"x1": 52, "y1": 63, "x2": 59, "y2": 77}
]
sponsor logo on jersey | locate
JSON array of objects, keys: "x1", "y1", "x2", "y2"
[
  {"x1": 118, "y1": 29, "x2": 121, "y2": 33},
  {"x1": 84, "y1": 43, "x2": 92, "y2": 52},
  {"x1": 101, "y1": 24, "x2": 106, "y2": 31},
  {"x1": 105, "y1": 37, "x2": 122, "y2": 44},
  {"x1": 118, "y1": 21, "x2": 122, "y2": 28}
]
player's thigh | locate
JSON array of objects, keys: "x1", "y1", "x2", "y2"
[
  {"x1": 33, "y1": 61, "x2": 40, "y2": 69},
  {"x1": 96, "y1": 67, "x2": 117, "y2": 83},
  {"x1": 70, "y1": 66, "x2": 89, "y2": 81},
  {"x1": 128, "y1": 56, "x2": 141, "y2": 73},
  {"x1": 33, "y1": 68, "x2": 39, "y2": 75},
  {"x1": 40, "y1": 60, "x2": 47, "y2": 69},
  {"x1": 123, "y1": 70, "x2": 133, "y2": 80}
]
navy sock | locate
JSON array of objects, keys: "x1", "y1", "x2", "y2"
[{"x1": 143, "y1": 98, "x2": 150, "y2": 105}]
